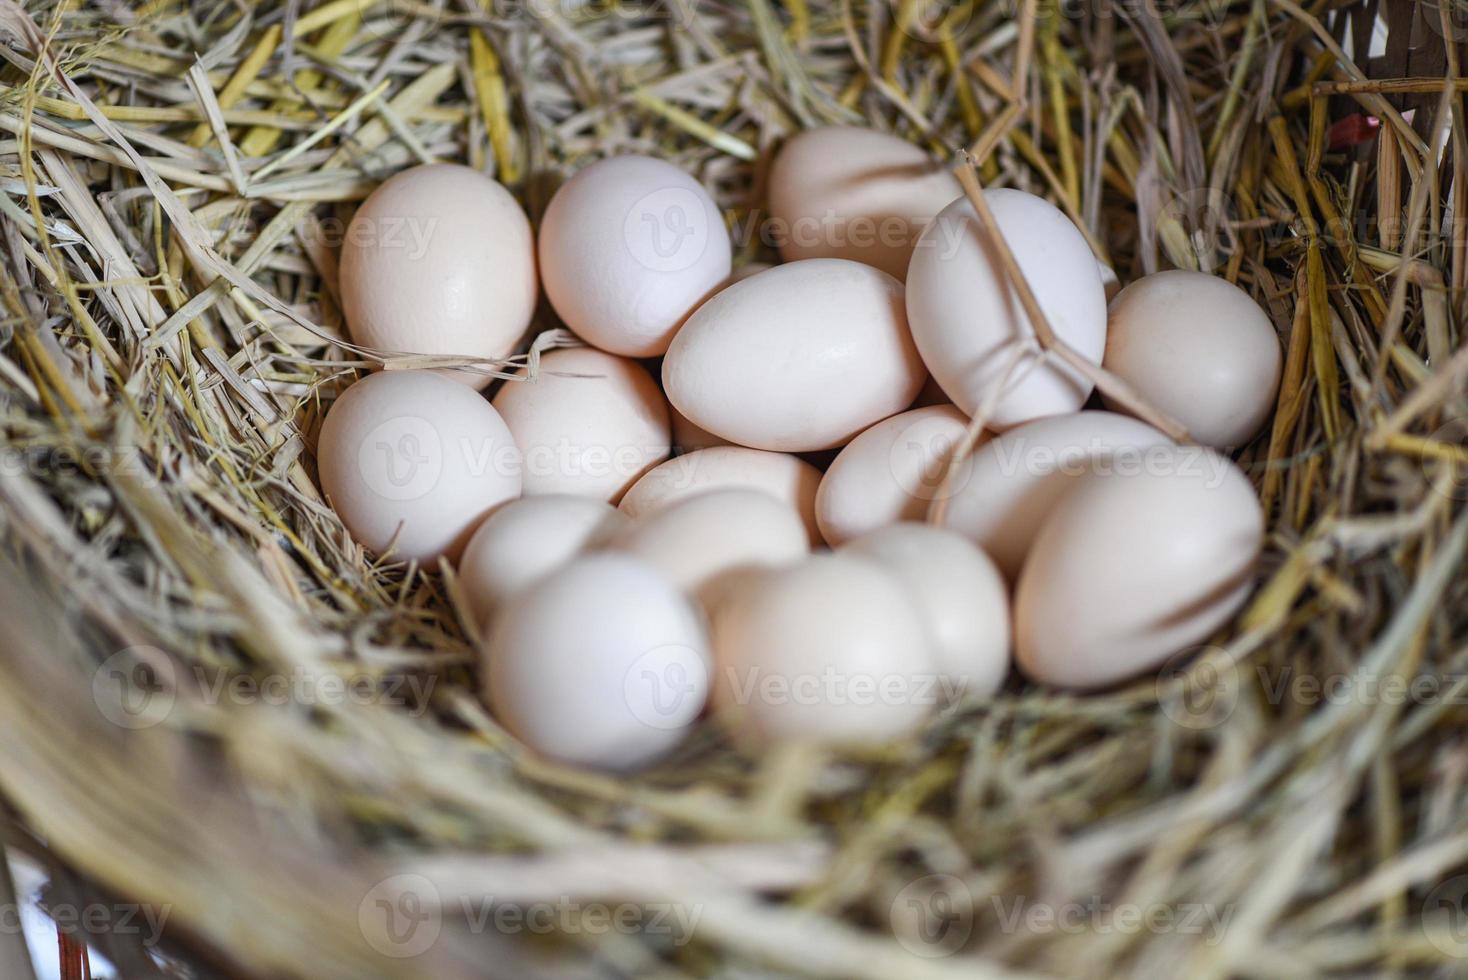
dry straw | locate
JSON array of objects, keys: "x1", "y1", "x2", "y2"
[{"x1": 0, "y1": 0, "x2": 1465, "y2": 977}]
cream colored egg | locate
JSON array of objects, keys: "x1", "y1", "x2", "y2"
[
  {"x1": 458, "y1": 495, "x2": 627, "y2": 627},
  {"x1": 611, "y1": 488, "x2": 809, "y2": 598},
  {"x1": 339, "y1": 164, "x2": 536, "y2": 389},
  {"x1": 1103, "y1": 270, "x2": 1282, "y2": 448},
  {"x1": 1015, "y1": 449, "x2": 1264, "y2": 690},
  {"x1": 619, "y1": 447, "x2": 823, "y2": 544},
  {"x1": 906, "y1": 189, "x2": 1107, "y2": 428},
  {"x1": 767, "y1": 126, "x2": 962, "y2": 280},
  {"x1": 484, "y1": 554, "x2": 710, "y2": 770},
  {"x1": 664, "y1": 259, "x2": 925, "y2": 451},
  {"x1": 934, "y1": 411, "x2": 1173, "y2": 579},
  {"x1": 317, "y1": 370, "x2": 521, "y2": 563},
  {"x1": 538, "y1": 155, "x2": 732, "y2": 357},
  {"x1": 843, "y1": 523, "x2": 1010, "y2": 699},
  {"x1": 710, "y1": 554, "x2": 940, "y2": 746},
  {"x1": 816, "y1": 405, "x2": 973, "y2": 546},
  {"x1": 491, "y1": 347, "x2": 671, "y2": 502}
]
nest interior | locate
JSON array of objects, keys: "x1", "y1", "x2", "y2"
[{"x1": 0, "y1": 0, "x2": 1467, "y2": 978}]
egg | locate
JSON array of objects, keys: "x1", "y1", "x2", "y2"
[
  {"x1": 538, "y1": 155, "x2": 731, "y2": 357},
  {"x1": 664, "y1": 259, "x2": 925, "y2": 451},
  {"x1": 906, "y1": 189, "x2": 1107, "y2": 428},
  {"x1": 816, "y1": 405, "x2": 974, "y2": 546},
  {"x1": 339, "y1": 164, "x2": 536, "y2": 388},
  {"x1": 767, "y1": 126, "x2": 961, "y2": 280},
  {"x1": 1015, "y1": 449, "x2": 1264, "y2": 690},
  {"x1": 457, "y1": 495, "x2": 627, "y2": 626},
  {"x1": 484, "y1": 554, "x2": 710, "y2": 770},
  {"x1": 316, "y1": 370, "x2": 521, "y2": 563},
  {"x1": 491, "y1": 347, "x2": 671, "y2": 502},
  {"x1": 710, "y1": 554, "x2": 940, "y2": 746},
  {"x1": 934, "y1": 411, "x2": 1173, "y2": 579},
  {"x1": 611, "y1": 488, "x2": 809, "y2": 598},
  {"x1": 618, "y1": 446, "x2": 823, "y2": 544},
  {"x1": 842, "y1": 524, "x2": 1010, "y2": 699},
  {"x1": 1103, "y1": 270, "x2": 1283, "y2": 448}
]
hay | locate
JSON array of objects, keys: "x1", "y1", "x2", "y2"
[{"x1": 0, "y1": 0, "x2": 1465, "y2": 977}]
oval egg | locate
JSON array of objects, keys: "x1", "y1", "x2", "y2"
[
  {"x1": 663, "y1": 259, "x2": 925, "y2": 452},
  {"x1": 611, "y1": 488, "x2": 809, "y2": 599},
  {"x1": 934, "y1": 410, "x2": 1173, "y2": 579},
  {"x1": 491, "y1": 347, "x2": 671, "y2": 502},
  {"x1": 816, "y1": 404, "x2": 973, "y2": 546},
  {"x1": 316, "y1": 370, "x2": 521, "y2": 563},
  {"x1": 484, "y1": 554, "x2": 710, "y2": 770},
  {"x1": 339, "y1": 164, "x2": 536, "y2": 388},
  {"x1": 538, "y1": 155, "x2": 731, "y2": 357},
  {"x1": 619, "y1": 446, "x2": 823, "y2": 544},
  {"x1": 1103, "y1": 270, "x2": 1282, "y2": 448},
  {"x1": 767, "y1": 126, "x2": 961, "y2": 280},
  {"x1": 1015, "y1": 449, "x2": 1264, "y2": 690},
  {"x1": 906, "y1": 188, "x2": 1107, "y2": 427},
  {"x1": 710, "y1": 554, "x2": 939, "y2": 747},
  {"x1": 843, "y1": 523, "x2": 1010, "y2": 699},
  {"x1": 458, "y1": 495, "x2": 627, "y2": 627}
]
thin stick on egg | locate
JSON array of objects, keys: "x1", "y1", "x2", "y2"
[{"x1": 950, "y1": 157, "x2": 1194, "y2": 445}]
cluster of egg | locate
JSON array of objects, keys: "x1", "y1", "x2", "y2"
[{"x1": 316, "y1": 126, "x2": 1283, "y2": 770}]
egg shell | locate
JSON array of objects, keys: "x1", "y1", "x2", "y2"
[
  {"x1": 538, "y1": 155, "x2": 731, "y2": 357},
  {"x1": 1015, "y1": 449, "x2": 1264, "y2": 690},
  {"x1": 339, "y1": 164, "x2": 536, "y2": 389},
  {"x1": 491, "y1": 347, "x2": 671, "y2": 502},
  {"x1": 619, "y1": 446, "x2": 823, "y2": 544},
  {"x1": 767, "y1": 126, "x2": 962, "y2": 280},
  {"x1": 710, "y1": 554, "x2": 940, "y2": 746},
  {"x1": 663, "y1": 259, "x2": 926, "y2": 452},
  {"x1": 816, "y1": 405, "x2": 974, "y2": 546},
  {"x1": 317, "y1": 370, "x2": 521, "y2": 563},
  {"x1": 934, "y1": 411, "x2": 1173, "y2": 580},
  {"x1": 610, "y1": 488, "x2": 809, "y2": 600},
  {"x1": 484, "y1": 554, "x2": 710, "y2": 770},
  {"x1": 1103, "y1": 270, "x2": 1283, "y2": 448},
  {"x1": 458, "y1": 495, "x2": 627, "y2": 626},
  {"x1": 906, "y1": 189, "x2": 1107, "y2": 428},
  {"x1": 842, "y1": 523, "x2": 1010, "y2": 699}
]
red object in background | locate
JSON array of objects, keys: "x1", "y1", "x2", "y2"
[
  {"x1": 58, "y1": 929, "x2": 91, "y2": 980},
  {"x1": 1328, "y1": 113, "x2": 1381, "y2": 151}
]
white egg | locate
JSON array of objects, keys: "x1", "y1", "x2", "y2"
[
  {"x1": 816, "y1": 405, "x2": 974, "y2": 546},
  {"x1": 933, "y1": 411, "x2": 1173, "y2": 579},
  {"x1": 538, "y1": 155, "x2": 732, "y2": 357},
  {"x1": 457, "y1": 495, "x2": 627, "y2": 627},
  {"x1": 906, "y1": 189, "x2": 1107, "y2": 428},
  {"x1": 663, "y1": 259, "x2": 926, "y2": 452},
  {"x1": 842, "y1": 524, "x2": 1010, "y2": 699},
  {"x1": 611, "y1": 488, "x2": 809, "y2": 599},
  {"x1": 339, "y1": 164, "x2": 536, "y2": 388},
  {"x1": 710, "y1": 554, "x2": 939, "y2": 747},
  {"x1": 484, "y1": 554, "x2": 710, "y2": 770},
  {"x1": 619, "y1": 446, "x2": 823, "y2": 544},
  {"x1": 316, "y1": 370, "x2": 521, "y2": 563},
  {"x1": 491, "y1": 347, "x2": 671, "y2": 502}
]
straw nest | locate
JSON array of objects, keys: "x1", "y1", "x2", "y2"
[{"x1": 0, "y1": 0, "x2": 1465, "y2": 977}]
